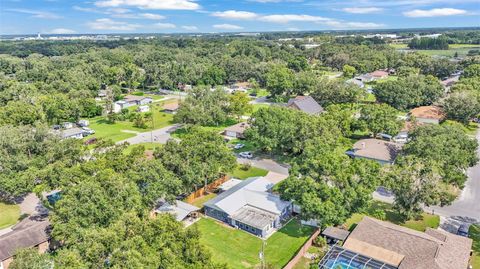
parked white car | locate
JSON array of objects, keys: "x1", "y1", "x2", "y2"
[
  {"x1": 234, "y1": 143, "x2": 245, "y2": 150},
  {"x1": 82, "y1": 127, "x2": 95, "y2": 135},
  {"x1": 239, "y1": 152, "x2": 253, "y2": 159}
]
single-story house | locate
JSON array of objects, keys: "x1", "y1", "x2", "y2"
[
  {"x1": 114, "y1": 100, "x2": 133, "y2": 113},
  {"x1": 123, "y1": 95, "x2": 153, "y2": 106},
  {"x1": 287, "y1": 96, "x2": 324, "y2": 115},
  {"x1": 0, "y1": 216, "x2": 51, "y2": 269},
  {"x1": 346, "y1": 139, "x2": 402, "y2": 165},
  {"x1": 223, "y1": 122, "x2": 250, "y2": 139},
  {"x1": 162, "y1": 102, "x2": 179, "y2": 114},
  {"x1": 370, "y1": 70, "x2": 389, "y2": 79},
  {"x1": 137, "y1": 105, "x2": 150, "y2": 113},
  {"x1": 204, "y1": 177, "x2": 292, "y2": 238},
  {"x1": 346, "y1": 78, "x2": 365, "y2": 88},
  {"x1": 409, "y1": 106, "x2": 445, "y2": 124},
  {"x1": 154, "y1": 200, "x2": 199, "y2": 222},
  {"x1": 321, "y1": 227, "x2": 350, "y2": 244},
  {"x1": 61, "y1": 127, "x2": 85, "y2": 139},
  {"x1": 319, "y1": 216, "x2": 473, "y2": 269},
  {"x1": 62, "y1": 122, "x2": 74, "y2": 129},
  {"x1": 355, "y1": 74, "x2": 375, "y2": 83},
  {"x1": 77, "y1": 119, "x2": 89, "y2": 127}
]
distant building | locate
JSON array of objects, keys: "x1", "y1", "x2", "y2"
[
  {"x1": 287, "y1": 96, "x2": 324, "y2": 115},
  {"x1": 62, "y1": 122, "x2": 74, "y2": 129},
  {"x1": 0, "y1": 216, "x2": 51, "y2": 269},
  {"x1": 162, "y1": 102, "x2": 179, "y2": 114},
  {"x1": 346, "y1": 78, "x2": 365, "y2": 88},
  {"x1": 123, "y1": 95, "x2": 153, "y2": 106},
  {"x1": 223, "y1": 122, "x2": 250, "y2": 139},
  {"x1": 204, "y1": 177, "x2": 292, "y2": 238},
  {"x1": 77, "y1": 120, "x2": 89, "y2": 127},
  {"x1": 137, "y1": 105, "x2": 150, "y2": 113},
  {"x1": 409, "y1": 106, "x2": 445, "y2": 124},
  {"x1": 320, "y1": 216, "x2": 472, "y2": 269},
  {"x1": 346, "y1": 139, "x2": 402, "y2": 165},
  {"x1": 355, "y1": 74, "x2": 375, "y2": 83},
  {"x1": 61, "y1": 127, "x2": 85, "y2": 139},
  {"x1": 370, "y1": 70, "x2": 389, "y2": 79}
]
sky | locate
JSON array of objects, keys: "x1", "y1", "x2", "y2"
[{"x1": 0, "y1": 0, "x2": 479, "y2": 35}]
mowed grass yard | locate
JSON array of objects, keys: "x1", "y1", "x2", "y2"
[
  {"x1": 470, "y1": 225, "x2": 480, "y2": 269},
  {"x1": 344, "y1": 201, "x2": 440, "y2": 232},
  {"x1": 229, "y1": 165, "x2": 269, "y2": 180},
  {"x1": 0, "y1": 203, "x2": 21, "y2": 229},
  {"x1": 195, "y1": 218, "x2": 315, "y2": 269},
  {"x1": 87, "y1": 102, "x2": 174, "y2": 143},
  {"x1": 389, "y1": 43, "x2": 480, "y2": 57}
]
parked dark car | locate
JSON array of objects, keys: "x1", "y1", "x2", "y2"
[
  {"x1": 84, "y1": 137, "x2": 97, "y2": 145},
  {"x1": 457, "y1": 223, "x2": 470, "y2": 237}
]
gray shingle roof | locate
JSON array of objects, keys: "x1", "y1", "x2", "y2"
[
  {"x1": 287, "y1": 96, "x2": 323, "y2": 115},
  {"x1": 0, "y1": 216, "x2": 50, "y2": 261},
  {"x1": 155, "y1": 200, "x2": 199, "y2": 221},
  {"x1": 344, "y1": 217, "x2": 473, "y2": 269}
]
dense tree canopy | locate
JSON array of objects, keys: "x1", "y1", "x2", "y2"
[{"x1": 358, "y1": 104, "x2": 404, "y2": 136}]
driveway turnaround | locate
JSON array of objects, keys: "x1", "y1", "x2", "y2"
[{"x1": 117, "y1": 124, "x2": 181, "y2": 145}]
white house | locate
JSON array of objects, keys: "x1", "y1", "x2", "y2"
[{"x1": 137, "y1": 105, "x2": 150, "y2": 113}]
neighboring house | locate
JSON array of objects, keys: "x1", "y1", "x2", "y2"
[
  {"x1": 287, "y1": 96, "x2": 324, "y2": 115},
  {"x1": 231, "y1": 82, "x2": 252, "y2": 92},
  {"x1": 218, "y1": 178, "x2": 242, "y2": 192},
  {"x1": 123, "y1": 95, "x2": 153, "y2": 106},
  {"x1": 319, "y1": 216, "x2": 473, "y2": 269},
  {"x1": 355, "y1": 74, "x2": 375, "y2": 83},
  {"x1": 178, "y1": 84, "x2": 192, "y2": 91},
  {"x1": 61, "y1": 127, "x2": 85, "y2": 139},
  {"x1": 77, "y1": 119, "x2": 89, "y2": 127},
  {"x1": 346, "y1": 139, "x2": 402, "y2": 165},
  {"x1": 223, "y1": 122, "x2": 250, "y2": 139},
  {"x1": 114, "y1": 100, "x2": 132, "y2": 113},
  {"x1": 137, "y1": 105, "x2": 150, "y2": 113},
  {"x1": 62, "y1": 122, "x2": 74, "y2": 129},
  {"x1": 154, "y1": 200, "x2": 199, "y2": 222},
  {"x1": 409, "y1": 106, "x2": 445, "y2": 124},
  {"x1": 162, "y1": 102, "x2": 179, "y2": 114},
  {"x1": 204, "y1": 177, "x2": 292, "y2": 238},
  {"x1": 346, "y1": 78, "x2": 365, "y2": 88},
  {"x1": 370, "y1": 70, "x2": 389, "y2": 79},
  {"x1": 0, "y1": 216, "x2": 51, "y2": 269}
]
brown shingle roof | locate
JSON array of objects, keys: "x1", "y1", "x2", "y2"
[
  {"x1": 163, "y1": 102, "x2": 179, "y2": 111},
  {"x1": 224, "y1": 122, "x2": 250, "y2": 134},
  {"x1": 370, "y1": 70, "x2": 389, "y2": 78},
  {"x1": 352, "y1": 139, "x2": 402, "y2": 163},
  {"x1": 409, "y1": 106, "x2": 445, "y2": 120},
  {"x1": 287, "y1": 96, "x2": 324, "y2": 115},
  {"x1": 0, "y1": 216, "x2": 50, "y2": 261},
  {"x1": 123, "y1": 95, "x2": 151, "y2": 103},
  {"x1": 344, "y1": 217, "x2": 472, "y2": 269}
]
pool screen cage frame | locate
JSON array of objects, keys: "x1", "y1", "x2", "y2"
[{"x1": 318, "y1": 245, "x2": 398, "y2": 269}]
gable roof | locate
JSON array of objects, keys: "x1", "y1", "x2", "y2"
[
  {"x1": 344, "y1": 217, "x2": 472, "y2": 269},
  {"x1": 370, "y1": 70, "x2": 389, "y2": 78},
  {"x1": 123, "y1": 95, "x2": 151, "y2": 103},
  {"x1": 0, "y1": 216, "x2": 50, "y2": 261},
  {"x1": 287, "y1": 96, "x2": 323, "y2": 115},
  {"x1": 61, "y1": 127, "x2": 84, "y2": 138},
  {"x1": 155, "y1": 200, "x2": 199, "y2": 221},
  {"x1": 409, "y1": 106, "x2": 445, "y2": 120},
  {"x1": 204, "y1": 177, "x2": 290, "y2": 216},
  {"x1": 162, "y1": 102, "x2": 179, "y2": 111},
  {"x1": 224, "y1": 122, "x2": 250, "y2": 134},
  {"x1": 350, "y1": 139, "x2": 402, "y2": 163}
]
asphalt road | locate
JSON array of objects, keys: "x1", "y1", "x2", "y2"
[{"x1": 116, "y1": 124, "x2": 181, "y2": 145}]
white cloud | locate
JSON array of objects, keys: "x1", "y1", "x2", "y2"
[
  {"x1": 211, "y1": 10, "x2": 258, "y2": 20},
  {"x1": 48, "y1": 28, "x2": 76, "y2": 34},
  {"x1": 403, "y1": 8, "x2": 467, "y2": 17},
  {"x1": 107, "y1": 7, "x2": 131, "y2": 14},
  {"x1": 213, "y1": 24, "x2": 243, "y2": 30},
  {"x1": 182, "y1": 25, "x2": 198, "y2": 31},
  {"x1": 140, "y1": 13, "x2": 165, "y2": 19},
  {"x1": 87, "y1": 18, "x2": 141, "y2": 31},
  {"x1": 259, "y1": 14, "x2": 329, "y2": 23},
  {"x1": 287, "y1": 27, "x2": 300, "y2": 31},
  {"x1": 6, "y1": 8, "x2": 62, "y2": 19},
  {"x1": 342, "y1": 7, "x2": 383, "y2": 14},
  {"x1": 153, "y1": 23, "x2": 176, "y2": 29},
  {"x1": 95, "y1": 0, "x2": 200, "y2": 10},
  {"x1": 322, "y1": 20, "x2": 385, "y2": 29}
]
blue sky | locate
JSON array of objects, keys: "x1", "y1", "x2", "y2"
[{"x1": 1, "y1": 0, "x2": 479, "y2": 34}]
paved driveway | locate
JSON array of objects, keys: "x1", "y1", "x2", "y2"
[
  {"x1": 237, "y1": 157, "x2": 290, "y2": 175},
  {"x1": 117, "y1": 124, "x2": 181, "y2": 145}
]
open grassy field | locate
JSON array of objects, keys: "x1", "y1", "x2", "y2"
[
  {"x1": 195, "y1": 218, "x2": 315, "y2": 269},
  {"x1": 0, "y1": 203, "x2": 21, "y2": 229},
  {"x1": 344, "y1": 201, "x2": 440, "y2": 232},
  {"x1": 87, "y1": 102, "x2": 174, "y2": 143},
  {"x1": 470, "y1": 225, "x2": 480, "y2": 269},
  {"x1": 229, "y1": 165, "x2": 269, "y2": 179},
  {"x1": 389, "y1": 43, "x2": 480, "y2": 57}
]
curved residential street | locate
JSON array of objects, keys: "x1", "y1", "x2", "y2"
[{"x1": 116, "y1": 124, "x2": 181, "y2": 145}]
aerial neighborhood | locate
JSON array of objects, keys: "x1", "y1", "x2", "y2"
[{"x1": 1, "y1": 6, "x2": 480, "y2": 268}]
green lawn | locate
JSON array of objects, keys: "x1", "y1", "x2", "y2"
[
  {"x1": 123, "y1": 142, "x2": 162, "y2": 154},
  {"x1": 188, "y1": 193, "x2": 217, "y2": 208},
  {"x1": 389, "y1": 43, "x2": 480, "y2": 57},
  {"x1": 0, "y1": 203, "x2": 21, "y2": 229},
  {"x1": 470, "y1": 225, "x2": 480, "y2": 269},
  {"x1": 344, "y1": 201, "x2": 440, "y2": 232},
  {"x1": 249, "y1": 104, "x2": 270, "y2": 115},
  {"x1": 195, "y1": 218, "x2": 315, "y2": 269},
  {"x1": 171, "y1": 119, "x2": 239, "y2": 139},
  {"x1": 229, "y1": 165, "x2": 269, "y2": 179},
  {"x1": 87, "y1": 103, "x2": 174, "y2": 143},
  {"x1": 228, "y1": 139, "x2": 257, "y2": 153}
]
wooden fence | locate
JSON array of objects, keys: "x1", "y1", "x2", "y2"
[
  {"x1": 283, "y1": 228, "x2": 321, "y2": 269},
  {"x1": 184, "y1": 175, "x2": 229, "y2": 204}
]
